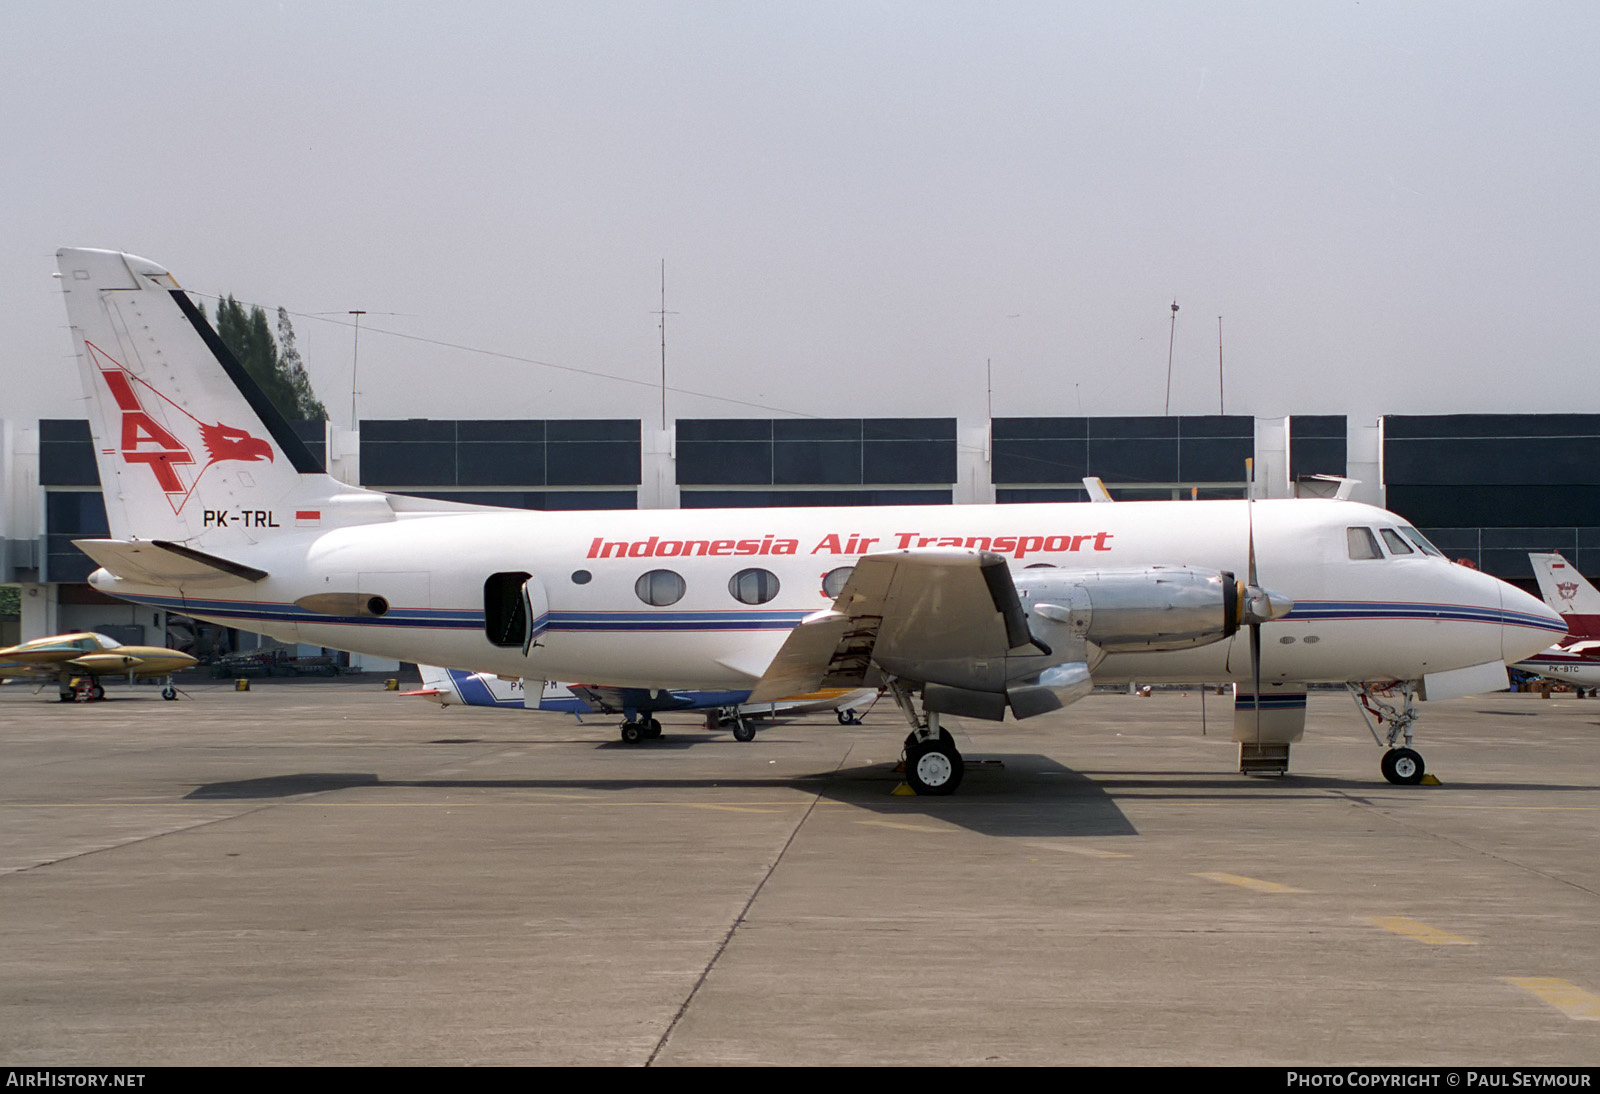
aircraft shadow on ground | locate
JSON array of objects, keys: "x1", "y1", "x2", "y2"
[
  {"x1": 183, "y1": 754, "x2": 1140, "y2": 838},
  {"x1": 182, "y1": 753, "x2": 1600, "y2": 839}
]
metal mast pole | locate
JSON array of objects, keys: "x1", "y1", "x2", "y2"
[
  {"x1": 348, "y1": 310, "x2": 366, "y2": 432},
  {"x1": 1164, "y1": 300, "x2": 1179, "y2": 415}
]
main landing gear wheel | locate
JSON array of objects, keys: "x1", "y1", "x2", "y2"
[
  {"x1": 162, "y1": 686, "x2": 177, "y2": 701},
  {"x1": 836, "y1": 709, "x2": 862, "y2": 725},
  {"x1": 88, "y1": 683, "x2": 105, "y2": 702},
  {"x1": 731, "y1": 717, "x2": 756, "y2": 743},
  {"x1": 905, "y1": 735, "x2": 964, "y2": 796},
  {"x1": 642, "y1": 717, "x2": 662, "y2": 739},
  {"x1": 1381, "y1": 747, "x2": 1426, "y2": 786},
  {"x1": 619, "y1": 721, "x2": 644, "y2": 744}
]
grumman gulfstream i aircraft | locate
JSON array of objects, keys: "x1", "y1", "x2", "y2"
[
  {"x1": 53, "y1": 248, "x2": 1565, "y2": 793},
  {"x1": 1514, "y1": 552, "x2": 1600, "y2": 688}
]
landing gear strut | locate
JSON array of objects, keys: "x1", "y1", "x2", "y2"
[
  {"x1": 890, "y1": 679, "x2": 963, "y2": 795},
  {"x1": 618, "y1": 716, "x2": 662, "y2": 744},
  {"x1": 1349, "y1": 683, "x2": 1427, "y2": 786}
]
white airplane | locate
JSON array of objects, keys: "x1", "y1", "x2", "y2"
[
  {"x1": 403, "y1": 665, "x2": 876, "y2": 740},
  {"x1": 1515, "y1": 553, "x2": 1600, "y2": 688},
  {"x1": 53, "y1": 248, "x2": 1565, "y2": 792}
]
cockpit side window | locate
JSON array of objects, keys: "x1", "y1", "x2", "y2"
[
  {"x1": 1379, "y1": 529, "x2": 1414, "y2": 555},
  {"x1": 1347, "y1": 527, "x2": 1383, "y2": 560},
  {"x1": 1399, "y1": 526, "x2": 1444, "y2": 556}
]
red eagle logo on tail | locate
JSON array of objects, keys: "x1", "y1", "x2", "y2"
[{"x1": 200, "y1": 422, "x2": 275, "y2": 465}]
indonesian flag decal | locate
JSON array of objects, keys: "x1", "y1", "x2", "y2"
[{"x1": 296, "y1": 510, "x2": 322, "y2": 527}]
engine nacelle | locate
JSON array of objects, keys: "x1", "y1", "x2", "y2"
[{"x1": 1015, "y1": 567, "x2": 1241, "y2": 653}]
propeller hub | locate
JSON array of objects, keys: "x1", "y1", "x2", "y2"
[{"x1": 1242, "y1": 586, "x2": 1294, "y2": 626}]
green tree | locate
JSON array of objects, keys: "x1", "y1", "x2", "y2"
[
  {"x1": 203, "y1": 296, "x2": 326, "y2": 422},
  {"x1": 277, "y1": 307, "x2": 327, "y2": 422}
]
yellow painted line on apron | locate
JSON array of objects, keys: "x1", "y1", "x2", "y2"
[
  {"x1": 1192, "y1": 872, "x2": 1307, "y2": 894},
  {"x1": 1502, "y1": 978, "x2": 1600, "y2": 1020},
  {"x1": 683, "y1": 804, "x2": 791, "y2": 814},
  {"x1": 857, "y1": 819, "x2": 952, "y2": 833},
  {"x1": 1370, "y1": 916, "x2": 1477, "y2": 945},
  {"x1": 1026, "y1": 842, "x2": 1131, "y2": 859}
]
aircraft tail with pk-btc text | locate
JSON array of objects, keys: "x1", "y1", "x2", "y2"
[{"x1": 1530, "y1": 552, "x2": 1600, "y2": 639}]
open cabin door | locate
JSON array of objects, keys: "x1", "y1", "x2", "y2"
[{"x1": 484, "y1": 571, "x2": 549, "y2": 656}]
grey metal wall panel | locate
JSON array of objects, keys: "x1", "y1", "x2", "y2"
[
  {"x1": 992, "y1": 439, "x2": 1089, "y2": 484},
  {"x1": 677, "y1": 441, "x2": 772, "y2": 485},
  {"x1": 1089, "y1": 438, "x2": 1179, "y2": 482},
  {"x1": 1385, "y1": 414, "x2": 1600, "y2": 439},
  {"x1": 39, "y1": 420, "x2": 100, "y2": 487},
  {"x1": 1178, "y1": 436, "x2": 1254, "y2": 482},
  {"x1": 773, "y1": 442, "x2": 862, "y2": 485},
  {"x1": 863, "y1": 440, "x2": 956, "y2": 484},
  {"x1": 393, "y1": 490, "x2": 637, "y2": 510},
  {"x1": 774, "y1": 419, "x2": 862, "y2": 441},
  {"x1": 680, "y1": 489, "x2": 951, "y2": 508},
  {"x1": 547, "y1": 441, "x2": 641, "y2": 486},
  {"x1": 457, "y1": 420, "x2": 546, "y2": 442},
  {"x1": 1290, "y1": 437, "x2": 1348, "y2": 480},
  {"x1": 548, "y1": 419, "x2": 637, "y2": 442},
  {"x1": 457, "y1": 442, "x2": 547, "y2": 486},
  {"x1": 1385, "y1": 485, "x2": 1600, "y2": 528},
  {"x1": 677, "y1": 419, "x2": 772, "y2": 442},
  {"x1": 1390, "y1": 437, "x2": 1600, "y2": 486},
  {"x1": 992, "y1": 417, "x2": 1088, "y2": 441},
  {"x1": 361, "y1": 443, "x2": 457, "y2": 486}
]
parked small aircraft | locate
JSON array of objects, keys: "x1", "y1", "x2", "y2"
[
  {"x1": 1515, "y1": 553, "x2": 1600, "y2": 688},
  {"x1": 52, "y1": 248, "x2": 1566, "y2": 790},
  {"x1": 0, "y1": 631, "x2": 196, "y2": 700},
  {"x1": 404, "y1": 665, "x2": 875, "y2": 741}
]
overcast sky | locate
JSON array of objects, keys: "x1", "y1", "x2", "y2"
[{"x1": 4, "y1": 2, "x2": 1596, "y2": 433}]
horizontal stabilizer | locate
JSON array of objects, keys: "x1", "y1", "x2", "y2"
[{"x1": 73, "y1": 538, "x2": 268, "y2": 587}]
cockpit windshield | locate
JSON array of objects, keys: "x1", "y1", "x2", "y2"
[{"x1": 1398, "y1": 526, "x2": 1444, "y2": 557}]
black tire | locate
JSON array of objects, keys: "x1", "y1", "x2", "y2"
[
  {"x1": 620, "y1": 722, "x2": 644, "y2": 744},
  {"x1": 643, "y1": 717, "x2": 662, "y2": 739},
  {"x1": 905, "y1": 739, "x2": 964, "y2": 796},
  {"x1": 89, "y1": 683, "x2": 105, "y2": 701},
  {"x1": 731, "y1": 718, "x2": 756, "y2": 742},
  {"x1": 162, "y1": 687, "x2": 177, "y2": 701},
  {"x1": 1381, "y1": 747, "x2": 1425, "y2": 786}
]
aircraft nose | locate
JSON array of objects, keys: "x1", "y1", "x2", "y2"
[{"x1": 1500, "y1": 580, "x2": 1567, "y2": 663}]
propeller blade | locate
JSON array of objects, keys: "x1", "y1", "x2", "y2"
[{"x1": 1251, "y1": 621, "x2": 1262, "y2": 747}]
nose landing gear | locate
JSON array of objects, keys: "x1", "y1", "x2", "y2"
[{"x1": 1349, "y1": 683, "x2": 1429, "y2": 785}]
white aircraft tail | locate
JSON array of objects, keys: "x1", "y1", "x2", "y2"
[
  {"x1": 55, "y1": 248, "x2": 391, "y2": 550},
  {"x1": 1530, "y1": 552, "x2": 1600, "y2": 638}
]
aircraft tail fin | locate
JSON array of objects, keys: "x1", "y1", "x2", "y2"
[
  {"x1": 1529, "y1": 552, "x2": 1600, "y2": 639},
  {"x1": 55, "y1": 248, "x2": 390, "y2": 549}
]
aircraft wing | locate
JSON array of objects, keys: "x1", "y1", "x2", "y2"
[{"x1": 747, "y1": 549, "x2": 1042, "y2": 703}]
